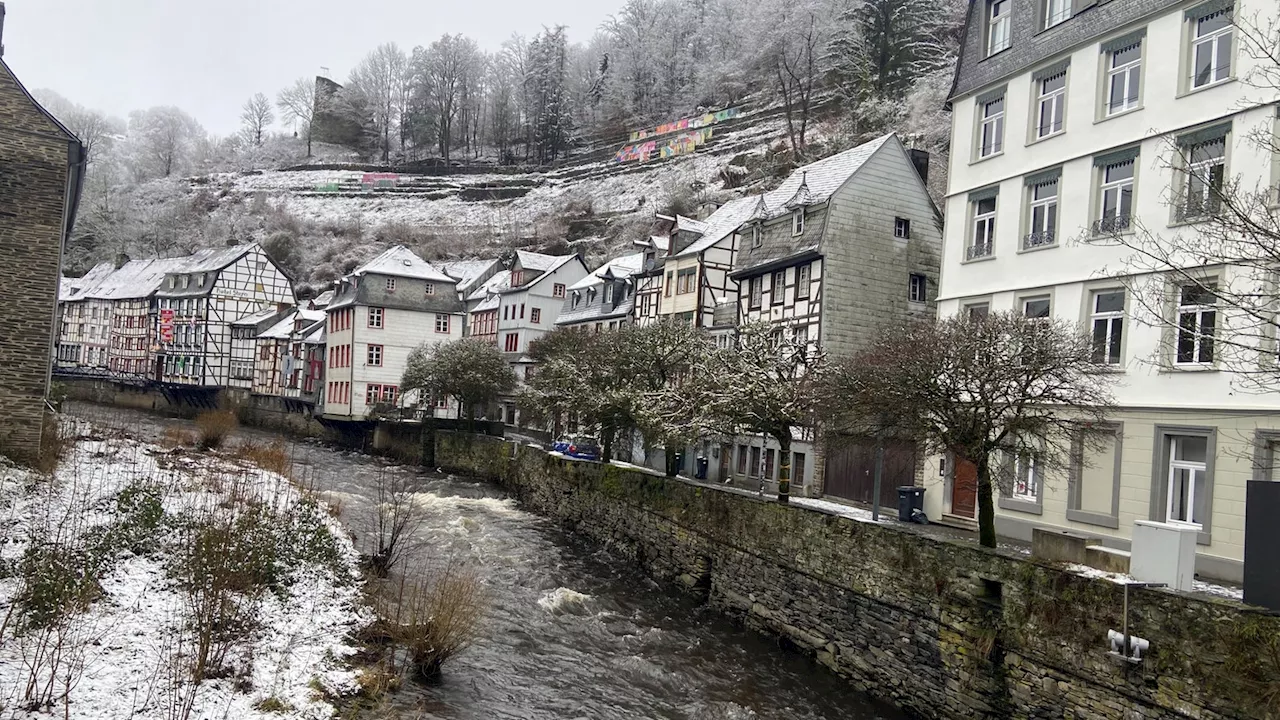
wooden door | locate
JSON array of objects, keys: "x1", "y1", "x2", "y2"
[
  {"x1": 824, "y1": 440, "x2": 917, "y2": 508},
  {"x1": 718, "y1": 443, "x2": 731, "y2": 480},
  {"x1": 951, "y1": 456, "x2": 978, "y2": 518}
]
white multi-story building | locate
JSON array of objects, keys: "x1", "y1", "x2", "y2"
[
  {"x1": 936, "y1": 0, "x2": 1279, "y2": 581},
  {"x1": 554, "y1": 252, "x2": 645, "y2": 331},
  {"x1": 323, "y1": 246, "x2": 466, "y2": 420}
]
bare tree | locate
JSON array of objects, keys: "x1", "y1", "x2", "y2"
[
  {"x1": 276, "y1": 77, "x2": 317, "y2": 155},
  {"x1": 366, "y1": 469, "x2": 423, "y2": 577},
  {"x1": 239, "y1": 92, "x2": 273, "y2": 146},
  {"x1": 349, "y1": 43, "x2": 409, "y2": 161},
  {"x1": 764, "y1": 0, "x2": 831, "y2": 157},
  {"x1": 818, "y1": 313, "x2": 1116, "y2": 547},
  {"x1": 704, "y1": 322, "x2": 824, "y2": 501},
  {"x1": 126, "y1": 106, "x2": 204, "y2": 178}
]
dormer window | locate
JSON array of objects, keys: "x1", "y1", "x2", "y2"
[
  {"x1": 424, "y1": 283, "x2": 435, "y2": 296},
  {"x1": 752, "y1": 225, "x2": 762, "y2": 249},
  {"x1": 791, "y1": 209, "x2": 804, "y2": 236},
  {"x1": 168, "y1": 276, "x2": 175, "y2": 289},
  {"x1": 386, "y1": 277, "x2": 396, "y2": 292},
  {"x1": 587, "y1": 288, "x2": 597, "y2": 304},
  {"x1": 181, "y1": 275, "x2": 189, "y2": 289},
  {"x1": 197, "y1": 273, "x2": 206, "y2": 287},
  {"x1": 572, "y1": 291, "x2": 581, "y2": 309},
  {"x1": 987, "y1": 0, "x2": 1011, "y2": 56},
  {"x1": 512, "y1": 270, "x2": 525, "y2": 286},
  {"x1": 604, "y1": 284, "x2": 614, "y2": 303}
]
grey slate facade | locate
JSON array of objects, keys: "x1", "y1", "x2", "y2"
[
  {"x1": 0, "y1": 25, "x2": 86, "y2": 462},
  {"x1": 950, "y1": 0, "x2": 1187, "y2": 101}
]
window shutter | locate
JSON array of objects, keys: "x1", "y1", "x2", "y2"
[
  {"x1": 1024, "y1": 167, "x2": 1063, "y2": 187},
  {"x1": 1100, "y1": 28, "x2": 1146, "y2": 54},
  {"x1": 975, "y1": 85, "x2": 1007, "y2": 106}
]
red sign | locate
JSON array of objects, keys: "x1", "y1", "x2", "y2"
[{"x1": 159, "y1": 309, "x2": 174, "y2": 343}]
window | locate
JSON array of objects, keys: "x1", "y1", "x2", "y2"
[
  {"x1": 969, "y1": 196, "x2": 997, "y2": 260},
  {"x1": 792, "y1": 324, "x2": 809, "y2": 344},
  {"x1": 793, "y1": 452, "x2": 806, "y2": 484},
  {"x1": 909, "y1": 274, "x2": 927, "y2": 303},
  {"x1": 435, "y1": 314, "x2": 451, "y2": 333},
  {"x1": 677, "y1": 268, "x2": 696, "y2": 294},
  {"x1": 771, "y1": 270, "x2": 786, "y2": 305},
  {"x1": 604, "y1": 284, "x2": 614, "y2": 303},
  {"x1": 1090, "y1": 290, "x2": 1125, "y2": 365},
  {"x1": 749, "y1": 277, "x2": 763, "y2": 310},
  {"x1": 792, "y1": 209, "x2": 804, "y2": 236},
  {"x1": 750, "y1": 446, "x2": 761, "y2": 476},
  {"x1": 368, "y1": 307, "x2": 384, "y2": 328},
  {"x1": 1176, "y1": 283, "x2": 1217, "y2": 364},
  {"x1": 665, "y1": 271, "x2": 674, "y2": 297},
  {"x1": 385, "y1": 277, "x2": 396, "y2": 291},
  {"x1": 737, "y1": 446, "x2": 748, "y2": 474},
  {"x1": 1012, "y1": 452, "x2": 1040, "y2": 502},
  {"x1": 1044, "y1": 0, "x2": 1069, "y2": 29},
  {"x1": 1022, "y1": 296, "x2": 1050, "y2": 319},
  {"x1": 796, "y1": 263, "x2": 811, "y2": 300},
  {"x1": 764, "y1": 449, "x2": 776, "y2": 480},
  {"x1": 1191, "y1": 8, "x2": 1232, "y2": 89},
  {"x1": 424, "y1": 283, "x2": 435, "y2": 296},
  {"x1": 1025, "y1": 178, "x2": 1058, "y2": 249},
  {"x1": 512, "y1": 270, "x2": 525, "y2": 286},
  {"x1": 435, "y1": 394, "x2": 449, "y2": 409},
  {"x1": 181, "y1": 275, "x2": 189, "y2": 289},
  {"x1": 979, "y1": 96, "x2": 1005, "y2": 158},
  {"x1": 504, "y1": 333, "x2": 519, "y2": 352},
  {"x1": 571, "y1": 291, "x2": 580, "y2": 309},
  {"x1": 1180, "y1": 136, "x2": 1226, "y2": 220},
  {"x1": 987, "y1": 0, "x2": 1011, "y2": 56},
  {"x1": 553, "y1": 283, "x2": 566, "y2": 298},
  {"x1": 1106, "y1": 42, "x2": 1142, "y2": 115},
  {"x1": 366, "y1": 384, "x2": 381, "y2": 405},
  {"x1": 1036, "y1": 72, "x2": 1066, "y2": 139},
  {"x1": 751, "y1": 225, "x2": 762, "y2": 249},
  {"x1": 1165, "y1": 435, "x2": 1208, "y2": 526},
  {"x1": 894, "y1": 217, "x2": 911, "y2": 239},
  {"x1": 1094, "y1": 159, "x2": 1134, "y2": 235},
  {"x1": 531, "y1": 308, "x2": 541, "y2": 324},
  {"x1": 382, "y1": 385, "x2": 397, "y2": 403}
]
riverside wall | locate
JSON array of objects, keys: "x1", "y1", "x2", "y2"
[{"x1": 437, "y1": 431, "x2": 1280, "y2": 720}]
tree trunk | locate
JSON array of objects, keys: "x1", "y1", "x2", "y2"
[
  {"x1": 602, "y1": 425, "x2": 614, "y2": 462},
  {"x1": 976, "y1": 456, "x2": 997, "y2": 547},
  {"x1": 664, "y1": 446, "x2": 678, "y2": 477},
  {"x1": 777, "y1": 434, "x2": 791, "y2": 503}
]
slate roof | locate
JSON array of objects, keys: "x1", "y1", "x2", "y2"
[
  {"x1": 567, "y1": 252, "x2": 646, "y2": 292},
  {"x1": 60, "y1": 262, "x2": 115, "y2": 302},
  {"x1": 673, "y1": 196, "x2": 762, "y2": 258},
  {"x1": 467, "y1": 270, "x2": 512, "y2": 302},
  {"x1": 354, "y1": 245, "x2": 453, "y2": 282},
  {"x1": 440, "y1": 258, "x2": 500, "y2": 293},
  {"x1": 84, "y1": 257, "x2": 188, "y2": 301},
  {"x1": 500, "y1": 254, "x2": 581, "y2": 295},
  {"x1": 231, "y1": 306, "x2": 284, "y2": 327},
  {"x1": 514, "y1": 250, "x2": 563, "y2": 272},
  {"x1": 309, "y1": 290, "x2": 334, "y2": 308},
  {"x1": 182, "y1": 245, "x2": 255, "y2": 273}
]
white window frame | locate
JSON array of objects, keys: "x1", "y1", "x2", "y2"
[
  {"x1": 1175, "y1": 283, "x2": 1217, "y2": 365},
  {"x1": 435, "y1": 314, "x2": 450, "y2": 334},
  {"x1": 894, "y1": 217, "x2": 911, "y2": 239},
  {"x1": 1095, "y1": 159, "x2": 1135, "y2": 235},
  {"x1": 771, "y1": 270, "x2": 786, "y2": 306},
  {"x1": 1025, "y1": 178, "x2": 1059, "y2": 250},
  {"x1": 1180, "y1": 137, "x2": 1226, "y2": 220},
  {"x1": 978, "y1": 96, "x2": 1005, "y2": 158},
  {"x1": 1090, "y1": 289, "x2": 1125, "y2": 365},
  {"x1": 553, "y1": 283, "x2": 566, "y2": 298},
  {"x1": 368, "y1": 306, "x2": 384, "y2": 329},
  {"x1": 1044, "y1": 0, "x2": 1070, "y2": 29},
  {"x1": 424, "y1": 283, "x2": 435, "y2": 296},
  {"x1": 1035, "y1": 72, "x2": 1067, "y2": 139},
  {"x1": 1022, "y1": 295, "x2": 1051, "y2": 319},
  {"x1": 909, "y1": 273, "x2": 927, "y2": 303},
  {"x1": 987, "y1": 0, "x2": 1011, "y2": 56},
  {"x1": 752, "y1": 225, "x2": 762, "y2": 249},
  {"x1": 1190, "y1": 9, "x2": 1233, "y2": 90},
  {"x1": 749, "y1": 277, "x2": 763, "y2": 310},
  {"x1": 792, "y1": 209, "x2": 805, "y2": 236},
  {"x1": 796, "y1": 263, "x2": 811, "y2": 300},
  {"x1": 385, "y1": 277, "x2": 396, "y2": 291},
  {"x1": 367, "y1": 344, "x2": 383, "y2": 367},
  {"x1": 969, "y1": 196, "x2": 997, "y2": 260},
  {"x1": 1106, "y1": 43, "x2": 1142, "y2": 116},
  {"x1": 1012, "y1": 452, "x2": 1040, "y2": 502},
  {"x1": 1165, "y1": 436, "x2": 1208, "y2": 527}
]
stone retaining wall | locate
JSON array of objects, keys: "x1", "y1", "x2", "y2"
[{"x1": 438, "y1": 432, "x2": 1280, "y2": 720}]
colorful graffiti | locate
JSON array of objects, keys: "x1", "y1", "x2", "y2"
[
  {"x1": 628, "y1": 107, "x2": 740, "y2": 142},
  {"x1": 614, "y1": 127, "x2": 714, "y2": 164},
  {"x1": 361, "y1": 172, "x2": 399, "y2": 189}
]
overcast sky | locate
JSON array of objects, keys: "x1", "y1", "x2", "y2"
[{"x1": 2, "y1": 0, "x2": 624, "y2": 135}]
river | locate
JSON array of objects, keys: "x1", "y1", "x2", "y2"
[{"x1": 67, "y1": 402, "x2": 900, "y2": 720}]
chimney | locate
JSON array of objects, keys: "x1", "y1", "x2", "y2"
[
  {"x1": 909, "y1": 148, "x2": 930, "y2": 185},
  {"x1": 1, "y1": 3, "x2": 7, "y2": 58}
]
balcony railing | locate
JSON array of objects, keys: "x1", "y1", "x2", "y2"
[
  {"x1": 1021, "y1": 231, "x2": 1056, "y2": 250},
  {"x1": 966, "y1": 240, "x2": 994, "y2": 260},
  {"x1": 1090, "y1": 214, "x2": 1131, "y2": 237}
]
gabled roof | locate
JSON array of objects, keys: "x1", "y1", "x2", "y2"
[
  {"x1": 354, "y1": 245, "x2": 453, "y2": 283},
  {"x1": 84, "y1": 257, "x2": 188, "y2": 301},
  {"x1": 440, "y1": 258, "x2": 501, "y2": 292},
  {"x1": 514, "y1": 249, "x2": 563, "y2": 272},
  {"x1": 60, "y1": 262, "x2": 115, "y2": 302},
  {"x1": 674, "y1": 196, "x2": 760, "y2": 258},
  {"x1": 568, "y1": 252, "x2": 646, "y2": 291},
  {"x1": 755, "y1": 133, "x2": 894, "y2": 219},
  {"x1": 309, "y1": 290, "x2": 334, "y2": 309},
  {"x1": 500, "y1": 254, "x2": 582, "y2": 295},
  {"x1": 231, "y1": 306, "x2": 285, "y2": 327},
  {"x1": 467, "y1": 270, "x2": 512, "y2": 302},
  {"x1": 181, "y1": 244, "x2": 256, "y2": 273}
]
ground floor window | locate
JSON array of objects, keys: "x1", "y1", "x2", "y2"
[
  {"x1": 737, "y1": 445, "x2": 748, "y2": 474},
  {"x1": 1166, "y1": 435, "x2": 1208, "y2": 527},
  {"x1": 764, "y1": 448, "x2": 776, "y2": 480},
  {"x1": 792, "y1": 452, "x2": 806, "y2": 483}
]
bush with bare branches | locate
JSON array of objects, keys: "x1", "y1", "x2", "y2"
[
  {"x1": 367, "y1": 561, "x2": 486, "y2": 681},
  {"x1": 194, "y1": 410, "x2": 238, "y2": 450}
]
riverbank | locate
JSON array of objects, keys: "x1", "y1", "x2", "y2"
[
  {"x1": 0, "y1": 418, "x2": 368, "y2": 719},
  {"x1": 439, "y1": 431, "x2": 1280, "y2": 720}
]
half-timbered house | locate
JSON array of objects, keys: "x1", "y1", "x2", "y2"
[
  {"x1": 55, "y1": 262, "x2": 114, "y2": 373},
  {"x1": 254, "y1": 308, "x2": 325, "y2": 397},
  {"x1": 630, "y1": 236, "x2": 668, "y2": 325},
  {"x1": 647, "y1": 199, "x2": 758, "y2": 328},
  {"x1": 323, "y1": 246, "x2": 465, "y2": 421},
  {"x1": 153, "y1": 244, "x2": 294, "y2": 388},
  {"x1": 555, "y1": 252, "x2": 645, "y2": 331},
  {"x1": 727, "y1": 132, "x2": 941, "y2": 499},
  {"x1": 230, "y1": 307, "x2": 288, "y2": 391}
]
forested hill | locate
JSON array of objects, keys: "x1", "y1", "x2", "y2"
[{"x1": 38, "y1": 0, "x2": 968, "y2": 295}]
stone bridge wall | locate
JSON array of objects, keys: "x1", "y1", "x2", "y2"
[{"x1": 437, "y1": 431, "x2": 1280, "y2": 720}]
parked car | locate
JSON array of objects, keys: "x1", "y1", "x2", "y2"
[{"x1": 551, "y1": 435, "x2": 601, "y2": 461}]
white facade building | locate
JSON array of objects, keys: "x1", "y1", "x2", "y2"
[{"x1": 937, "y1": 0, "x2": 1280, "y2": 580}]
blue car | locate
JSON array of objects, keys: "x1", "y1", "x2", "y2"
[{"x1": 552, "y1": 436, "x2": 601, "y2": 461}]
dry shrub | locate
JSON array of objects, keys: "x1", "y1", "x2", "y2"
[
  {"x1": 194, "y1": 410, "x2": 238, "y2": 450},
  {"x1": 235, "y1": 439, "x2": 293, "y2": 477},
  {"x1": 161, "y1": 427, "x2": 196, "y2": 449},
  {"x1": 33, "y1": 413, "x2": 71, "y2": 474},
  {"x1": 372, "y1": 562, "x2": 486, "y2": 681}
]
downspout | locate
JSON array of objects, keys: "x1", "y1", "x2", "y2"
[{"x1": 45, "y1": 139, "x2": 87, "y2": 412}]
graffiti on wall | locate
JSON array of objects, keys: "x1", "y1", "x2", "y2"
[
  {"x1": 614, "y1": 127, "x2": 714, "y2": 164},
  {"x1": 629, "y1": 107, "x2": 740, "y2": 142}
]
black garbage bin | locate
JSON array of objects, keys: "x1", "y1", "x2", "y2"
[
  {"x1": 897, "y1": 486, "x2": 926, "y2": 522},
  {"x1": 695, "y1": 456, "x2": 709, "y2": 480}
]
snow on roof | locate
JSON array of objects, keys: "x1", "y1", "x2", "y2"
[
  {"x1": 472, "y1": 294, "x2": 501, "y2": 312},
  {"x1": 634, "y1": 236, "x2": 671, "y2": 252},
  {"x1": 303, "y1": 322, "x2": 326, "y2": 344},
  {"x1": 309, "y1": 289, "x2": 334, "y2": 308},
  {"x1": 231, "y1": 306, "x2": 283, "y2": 326},
  {"x1": 60, "y1": 262, "x2": 115, "y2": 302},
  {"x1": 440, "y1": 258, "x2": 498, "y2": 287},
  {"x1": 180, "y1": 244, "x2": 255, "y2": 273},
  {"x1": 467, "y1": 270, "x2": 511, "y2": 302},
  {"x1": 84, "y1": 257, "x2": 188, "y2": 301},
  {"x1": 353, "y1": 245, "x2": 453, "y2": 283},
  {"x1": 675, "y1": 215, "x2": 708, "y2": 234},
  {"x1": 759, "y1": 133, "x2": 894, "y2": 215},
  {"x1": 259, "y1": 314, "x2": 298, "y2": 339},
  {"x1": 568, "y1": 252, "x2": 646, "y2": 291},
  {"x1": 674, "y1": 196, "x2": 761, "y2": 258},
  {"x1": 514, "y1": 249, "x2": 563, "y2": 272}
]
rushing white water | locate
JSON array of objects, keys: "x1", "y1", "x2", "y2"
[{"x1": 68, "y1": 402, "x2": 903, "y2": 720}]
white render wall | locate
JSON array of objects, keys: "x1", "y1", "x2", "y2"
[
  {"x1": 340, "y1": 305, "x2": 463, "y2": 419},
  {"x1": 495, "y1": 262, "x2": 588, "y2": 355}
]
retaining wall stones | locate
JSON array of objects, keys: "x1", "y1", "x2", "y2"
[{"x1": 437, "y1": 432, "x2": 1280, "y2": 720}]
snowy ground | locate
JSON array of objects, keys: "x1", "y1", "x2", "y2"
[{"x1": 0, "y1": 424, "x2": 369, "y2": 720}]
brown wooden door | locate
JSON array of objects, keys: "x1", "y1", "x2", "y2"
[
  {"x1": 824, "y1": 440, "x2": 917, "y2": 508},
  {"x1": 951, "y1": 456, "x2": 978, "y2": 518},
  {"x1": 718, "y1": 443, "x2": 731, "y2": 480}
]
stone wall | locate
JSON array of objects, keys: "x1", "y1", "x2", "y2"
[
  {"x1": 0, "y1": 60, "x2": 77, "y2": 462},
  {"x1": 438, "y1": 432, "x2": 1280, "y2": 720}
]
